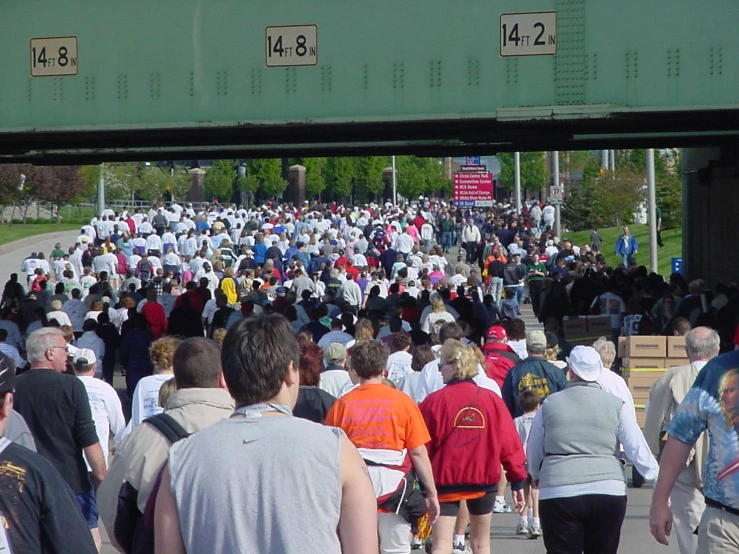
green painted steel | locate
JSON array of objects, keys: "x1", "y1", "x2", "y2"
[{"x1": 4, "y1": 0, "x2": 737, "y2": 133}]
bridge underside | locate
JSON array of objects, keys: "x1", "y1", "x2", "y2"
[{"x1": 3, "y1": 109, "x2": 739, "y2": 165}]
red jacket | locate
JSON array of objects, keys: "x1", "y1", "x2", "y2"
[
  {"x1": 480, "y1": 342, "x2": 521, "y2": 388},
  {"x1": 419, "y1": 380, "x2": 527, "y2": 494},
  {"x1": 141, "y1": 301, "x2": 168, "y2": 339}
]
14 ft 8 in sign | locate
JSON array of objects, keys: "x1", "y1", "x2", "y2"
[
  {"x1": 500, "y1": 12, "x2": 556, "y2": 57},
  {"x1": 30, "y1": 36, "x2": 78, "y2": 76},
  {"x1": 266, "y1": 25, "x2": 317, "y2": 67}
]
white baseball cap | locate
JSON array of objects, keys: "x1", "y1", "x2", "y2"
[{"x1": 73, "y1": 348, "x2": 97, "y2": 366}]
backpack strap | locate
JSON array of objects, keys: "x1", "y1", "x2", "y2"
[{"x1": 144, "y1": 413, "x2": 190, "y2": 444}]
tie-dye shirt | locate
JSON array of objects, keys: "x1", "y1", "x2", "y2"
[{"x1": 669, "y1": 350, "x2": 739, "y2": 509}]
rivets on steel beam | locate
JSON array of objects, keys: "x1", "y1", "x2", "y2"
[
  {"x1": 117, "y1": 75, "x2": 128, "y2": 100},
  {"x1": 251, "y1": 68, "x2": 262, "y2": 95}
]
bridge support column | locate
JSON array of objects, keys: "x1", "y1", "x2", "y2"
[{"x1": 683, "y1": 146, "x2": 739, "y2": 284}]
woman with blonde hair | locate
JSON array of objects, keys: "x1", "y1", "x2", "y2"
[
  {"x1": 420, "y1": 339, "x2": 527, "y2": 554},
  {"x1": 121, "y1": 335, "x2": 182, "y2": 440},
  {"x1": 543, "y1": 332, "x2": 567, "y2": 370},
  {"x1": 421, "y1": 294, "x2": 456, "y2": 335}
]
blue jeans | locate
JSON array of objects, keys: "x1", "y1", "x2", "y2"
[
  {"x1": 516, "y1": 284, "x2": 524, "y2": 305},
  {"x1": 621, "y1": 254, "x2": 634, "y2": 267},
  {"x1": 490, "y1": 277, "x2": 504, "y2": 306}
]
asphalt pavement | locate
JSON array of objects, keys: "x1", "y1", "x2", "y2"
[{"x1": 0, "y1": 234, "x2": 677, "y2": 553}]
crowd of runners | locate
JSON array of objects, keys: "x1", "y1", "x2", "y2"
[{"x1": 0, "y1": 197, "x2": 737, "y2": 553}]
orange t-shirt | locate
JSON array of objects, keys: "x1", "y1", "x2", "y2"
[{"x1": 325, "y1": 382, "x2": 430, "y2": 452}]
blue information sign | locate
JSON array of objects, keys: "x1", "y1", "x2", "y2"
[{"x1": 466, "y1": 156, "x2": 480, "y2": 165}]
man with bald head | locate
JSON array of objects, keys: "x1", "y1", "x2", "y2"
[{"x1": 646, "y1": 327, "x2": 720, "y2": 554}]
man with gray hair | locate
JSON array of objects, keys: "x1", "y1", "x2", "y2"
[
  {"x1": 13, "y1": 327, "x2": 107, "y2": 551},
  {"x1": 646, "y1": 326, "x2": 719, "y2": 554}
]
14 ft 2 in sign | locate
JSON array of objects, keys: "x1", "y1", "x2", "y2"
[
  {"x1": 266, "y1": 25, "x2": 317, "y2": 67},
  {"x1": 500, "y1": 12, "x2": 556, "y2": 57}
]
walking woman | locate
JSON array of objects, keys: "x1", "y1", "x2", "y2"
[
  {"x1": 420, "y1": 339, "x2": 527, "y2": 554},
  {"x1": 526, "y1": 346, "x2": 659, "y2": 554}
]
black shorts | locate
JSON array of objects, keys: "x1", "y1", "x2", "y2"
[{"x1": 439, "y1": 492, "x2": 495, "y2": 517}]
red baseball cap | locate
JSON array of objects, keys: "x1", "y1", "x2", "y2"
[{"x1": 486, "y1": 326, "x2": 507, "y2": 340}]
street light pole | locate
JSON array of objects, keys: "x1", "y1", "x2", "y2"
[
  {"x1": 552, "y1": 151, "x2": 561, "y2": 236},
  {"x1": 646, "y1": 148, "x2": 658, "y2": 273},
  {"x1": 601, "y1": 149, "x2": 609, "y2": 170},
  {"x1": 97, "y1": 162, "x2": 105, "y2": 215},
  {"x1": 514, "y1": 151, "x2": 522, "y2": 213},
  {"x1": 392, "y1": 155, "x2": 397, "y2": 206}
]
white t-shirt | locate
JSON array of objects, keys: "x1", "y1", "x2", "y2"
[
  {"x1": 591, "y1": 292, "x2": 626, "y2": 329},
  {"x1": 78, "y1": 376, "x2": 126, "y2": 468},
  {"x1": 319, "y1": 369, "x2": 351, "y2": 398},
  {"x1": 120, "y1": 374, "x2": 173, "y2": 441},
  {"x1": 386, "y1": 351, "x2": 414, "y2": 384},
  {"x1": 413, "y1": 358, "x2": 501, "y2": 403}
]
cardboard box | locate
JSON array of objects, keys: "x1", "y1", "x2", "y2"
[
  {"x1": 624, "y1": 368, "x2": 665, "y2": 389},
  {"x1": 622, "y1": 358, "x2": 666, "y2": 370},
  {"x1": 568, "y1": 337, "x2": 597, "y2": 347},
  {"x1": 563, "y1": 317, "x2": 587, "y2": 340},
  {"x1": 618, "y1": 336, "x2": 626, "y2": 358},
  {"x1": 665, "y1": 358, "x2": 690, "y2": 368},
  {"x1": 587, "y1": 315, "x2": 612, "y2": 337},
  {"x1": 624, "y1": 336, "x2": 666, "y2": 358},
  {"x1": 667, "y1": 336, "x2": 687, "y2": 358}
]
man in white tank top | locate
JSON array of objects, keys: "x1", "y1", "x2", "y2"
[{"x1": 155, "y1": 314, "x2": 379, "y2": 554}]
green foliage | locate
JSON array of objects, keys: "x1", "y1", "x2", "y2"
[
  {"x1": 396, "y1": 157, "x2": 448, "y2": 199},
  {"x1": 560, "y1": 151, "x2": 595, "y2": 184},
  {"x1": 302, "y1": 158, "x2": 328, "y2": 198},
  {"x1": 656, "y1": 171, "x2": 682, "y2": 230},
  {"x1": 581, "y1": 157, "x2": 601, "y2": 186},
  {"x1": 326, "y1": 157, "x2": 355, "y2": 199},
  {"x1": 246, "y1": 159, "x2": 287, "y2": 198},
  {"x1": 564, "y1": 167, "x2": 645, "y2": 231},
  {"x1": 354, "y1": 157, "x2": 386, "y2": 201},
  {"x1": 203, "y1": 160, "x2": 237, "y2": 201},
  {"x1": 497, "y1": 152, "x2": 549, "y2": 191}
]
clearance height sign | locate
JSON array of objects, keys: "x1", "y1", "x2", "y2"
[{"x1": 453, "y1": 172, "x2": 494, "y2": 207}]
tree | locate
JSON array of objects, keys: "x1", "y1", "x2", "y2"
[
  {"x1": 325, "y1": 157, "x2": 355, "y2": 200},
  {"x1": 248, "y1": 159, "x2": 287, "y2": 198},
  {"x1": 302, "y1": 157, "x2": 328, "y2": 199},
  {"x1": 35, "y1": 166, "x2": 86, "y2": 221},
  {"x1": 396, "y1": 157, "x2": 449, "y2": 200},
  {"x1": 203, "y1": 160, "x2": 237, "y2": 201},
  {"x1": 354, "y1": 157, "x2": 386, "y2": 202},
  {"x1": 497, "y1": 152, "x2": 549, "y2": 191}
]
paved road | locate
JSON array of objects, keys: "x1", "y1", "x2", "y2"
[
  {"x1": 0, "y1": 236, "x2": 675, "y2": 553},
  {"x1": 0, "y1": 229, "x2": 79, "y2": 287}
]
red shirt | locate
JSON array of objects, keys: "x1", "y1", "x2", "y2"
[{"x1": 345, "y1": 265, "x2": 360, "y2": 280}]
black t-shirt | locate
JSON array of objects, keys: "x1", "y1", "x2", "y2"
[
  {"x1": 13, "y1": 369, "x2": 99, "y2": 494},
  {"x1": 294, "y1": 387, "x2": 336, "y2": 424},
  {"x1": 0, "y1": 440, "x2": 97, "y2": 554}
]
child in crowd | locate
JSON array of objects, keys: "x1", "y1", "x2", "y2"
[
  {"x1": 515, "y1": 389, "x2": 542, "y2": 538},
  {"x1": 501, "y1": 288, "x2": 521, "y2": 320}
]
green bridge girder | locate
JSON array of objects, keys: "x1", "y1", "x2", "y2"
[{"x1": 3, "y1": 0, "x2": 739, "y2": 162}]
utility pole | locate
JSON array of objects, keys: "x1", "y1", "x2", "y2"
[
  {"x1": 97, "y1": 163, "x2": 105, "y2": 215},
  {"x1": 514, "y1": 152, "x2": 522, "y2": 213},
  {"x1": 646, "y1": 148, "x2": 658, "y2": 273},
  {"x1": 391, "y1": 155, "x2": 397, "y2": 206},
  {"x1": 610, "y1": 150, "x2": 616, "y2": 172},
  {"x1": 601, "y1": 149, "x2": 609, "y2": 170},
  {"x1": 552, "y1": 151, "x2": 561, "y2": 236}
]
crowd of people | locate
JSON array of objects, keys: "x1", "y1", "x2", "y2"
[{"x1": 0, "y1": 197, "x2": 737, "y2": 554}]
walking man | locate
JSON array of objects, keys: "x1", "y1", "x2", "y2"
[
  {"x1": 614, "y1": 226, "x2": 638, "y2": 267},
  {"x1": 645, "y1": 327, "x2": 719, "y2": 554},
  {"x1": 650, "y1": 349, "x2": 739, "y2": 553}
]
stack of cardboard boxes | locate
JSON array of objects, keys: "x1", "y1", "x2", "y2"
[
  {"x1": 619, "y1": 336, "x2": 689, "y2": 427},
  {"x1": 562, "y1": 315, "x2": 613, "y2": 347}
]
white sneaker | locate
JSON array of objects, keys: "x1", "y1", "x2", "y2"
[
  {"x1": 493, "y1": 498, "x2": 512, "y2": 513},
  {"x1": 452, "y1": 542, "x2": 471, "y2": 554},
  {"x1": 529, "y1": 521, "x2": 542, "y2": 539},
  {"x1": 516, "y1": 520, "x2": 529, "y2": 535},
  {"x1": 410, "y1": 536, "x2": 422, "y2": 549}
]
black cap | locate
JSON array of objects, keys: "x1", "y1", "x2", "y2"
[
  {"x1": 0, "y1": 353, "x2": 15, "y2": 394},
  {"x1": 545, "y1": 332, "x2": 559, "y2": 349}
]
